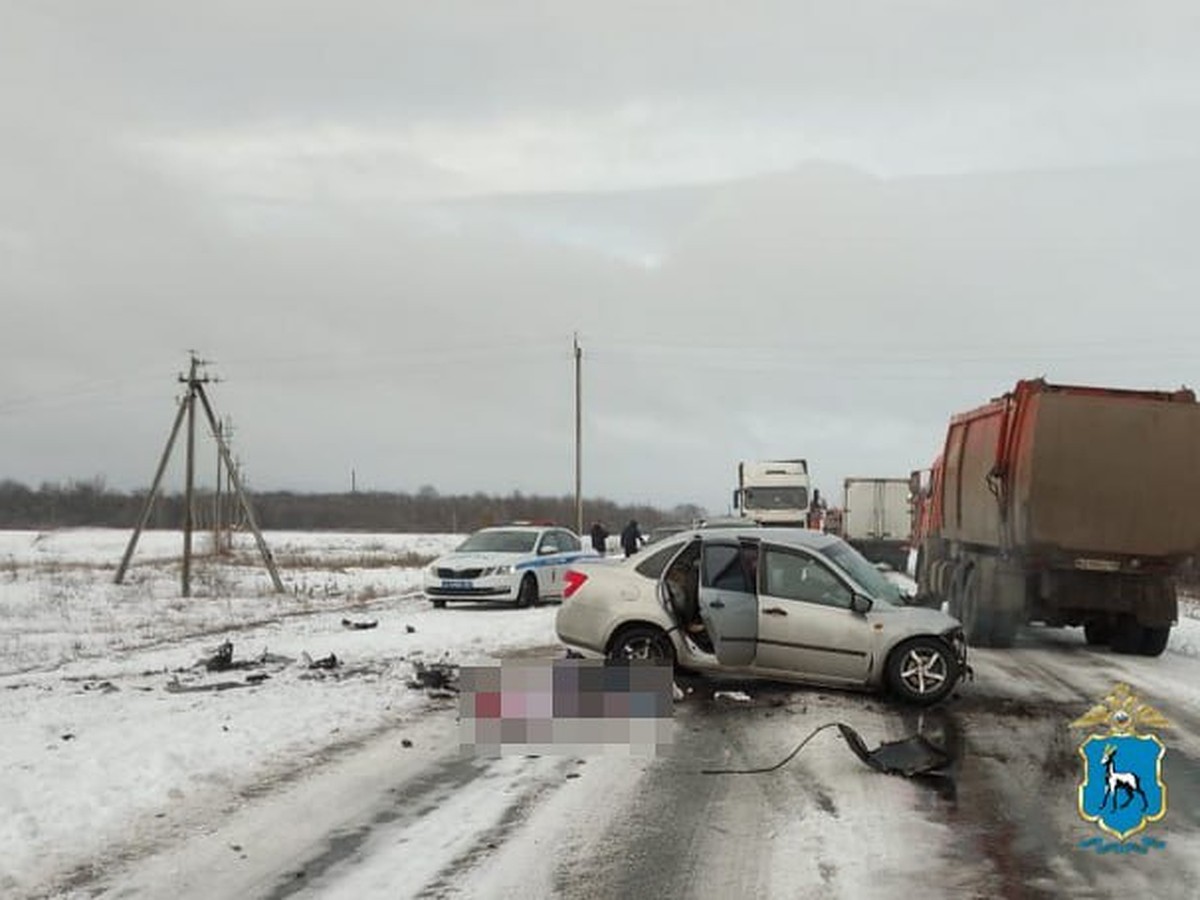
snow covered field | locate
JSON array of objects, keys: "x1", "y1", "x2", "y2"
[{"x1": 0, "y1": 528, "x2": 563, "y2": 897}]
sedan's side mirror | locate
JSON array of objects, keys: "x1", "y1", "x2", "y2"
[
  {"x1": 850, "y1": 593, "x2": 873, "y2": 614},
  {"x1": 538, "y1": 545, "x2": 557, "y2": 556}
]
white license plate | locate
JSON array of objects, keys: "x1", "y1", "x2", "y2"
[{"x1": 442, "y1": 579, "x2": 473, "y2": 589}]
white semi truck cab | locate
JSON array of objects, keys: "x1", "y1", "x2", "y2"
[{"x1": 732, "y1": 459, "x2": 811, "y2": 526}]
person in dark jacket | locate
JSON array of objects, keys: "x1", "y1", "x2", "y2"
[
  {"x1": 590, "y1": 522, "x2": 609, "y2": 556},
  {"x1": 620, "y1": 520, "x2": 643, "y2": 557}
]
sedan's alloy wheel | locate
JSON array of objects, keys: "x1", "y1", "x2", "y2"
[{"x1": 898, "y1": 646, "x2": 948, "y2": 696}]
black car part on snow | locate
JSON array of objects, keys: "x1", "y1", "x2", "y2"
[{"x1": 700, "y1": 721, "x2": 954, "y2": 780}]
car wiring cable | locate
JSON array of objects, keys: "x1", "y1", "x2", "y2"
[{"x1": 700, "y1": 721, "x2": 844, "y2": 775}]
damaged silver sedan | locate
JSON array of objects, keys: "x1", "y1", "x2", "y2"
[{"x1": 556, "y1": 528, "x2": 967, "y2": 706}]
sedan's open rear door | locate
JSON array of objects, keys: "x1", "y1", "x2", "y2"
[{"x1": 697, "y1": 539, "x2": 759, "y2": 666}]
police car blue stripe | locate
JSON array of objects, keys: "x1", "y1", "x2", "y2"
[{"x1": 514, "y1": 552, "x2": 592, "y2": 571}]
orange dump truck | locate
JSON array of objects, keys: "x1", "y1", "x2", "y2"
[{"x1": 914, "y1": 378, "x2": 1200, "y2": 654}]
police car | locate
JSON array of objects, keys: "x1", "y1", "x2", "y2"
[{"x1": 424, "y1": 524, "x2": 595, "y2": 608}]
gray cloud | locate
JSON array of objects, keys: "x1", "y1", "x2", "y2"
[{"x1": 4, "y1": 2, "x2": 1200, "y2": 512}]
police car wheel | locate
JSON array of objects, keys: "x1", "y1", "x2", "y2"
[{"x1": 515, "y1": 574, "x2": 538, "y2": 608}]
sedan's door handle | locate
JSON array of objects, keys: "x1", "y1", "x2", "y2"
[
  {"x1": 708, "y1": 600, "x2": 726, "y2": 609},
  {"x1": 763, "y1": 606, "x2": 788, "y2": 616}
]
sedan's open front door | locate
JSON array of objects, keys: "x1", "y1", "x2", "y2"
[{"x1": 697, "y1": 540, "x2": 759, "y2": 666}]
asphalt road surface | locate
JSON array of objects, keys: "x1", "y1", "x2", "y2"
[{"x1": 97, "y1": 626, "x2": 1200, "y2": 900}]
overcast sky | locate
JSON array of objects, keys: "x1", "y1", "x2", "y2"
[{"x1": 4, "y1": 2, "x2": 1200, "y2": 514}]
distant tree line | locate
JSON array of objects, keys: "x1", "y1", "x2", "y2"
[{"x1": 0, "y1": 478, "x2": 705, "y2": 535}]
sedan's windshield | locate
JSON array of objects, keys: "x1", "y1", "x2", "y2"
[
  {"x1": 456, "y1": 530, "x2": 538, "y2": 553},
  {"x1": 743, "y1": 487, "x2": 808, "y2": 510},
  {"x1": 822, "y1": 539, "x2": 902, "y2": 604}
]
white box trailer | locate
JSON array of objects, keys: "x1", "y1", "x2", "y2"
[{"x1": 843, "y1": 477, "x2": 911, "y2": 570}]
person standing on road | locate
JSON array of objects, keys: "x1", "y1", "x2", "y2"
[
  {"x1": 590, "y1": 521, "x2": 609, "y2": 556},
  {"x1": 620, "y1": 520, "x2": 643, "y2": 557}
]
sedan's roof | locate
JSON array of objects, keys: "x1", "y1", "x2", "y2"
[{"x1": 666, "y1": 527, "x2": 839, "y2": 549}]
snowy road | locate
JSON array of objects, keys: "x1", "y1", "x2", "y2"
[
  {"x1": 3, "y1": 531, "x2": 1198, "y2": 899},
  {"x1": 89, "y1": 626, "x2": 1200, "y2": 900}
]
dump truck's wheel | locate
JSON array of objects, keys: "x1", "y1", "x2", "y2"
[
  {"x1": 946, "y1": 563, "x2": 966, "y2": 620},
  {"x1": 1083, "y1": 620, "x2": 1110, "y2": 646},
  {"x1": 1110, "y1": 615, "x2": 1145, "y2": 654},
  {"x1": 990, "y1": 609, "x2": 1018, "y2": 649},
  {"x1": 1139, "y1": 625, "x2": 1170, "y2": 657},
  {"x1": 960, "y1": 567, "x2": 995, "y2": 647}
]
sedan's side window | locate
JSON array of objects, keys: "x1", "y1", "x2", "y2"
[
  {"x1": 558, "y1": 530, "x2": 581, "y2": 552},
  {"x1": 702, "y1": 542, "x2": 758, "y2": 594},
  {"x1": 763, "y1": 548, "x2": 852, "y2": 609}
]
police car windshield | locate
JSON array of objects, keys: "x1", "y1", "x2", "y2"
[{"x1": 457, "y1": 530, "x2": 538, "y2": 553}]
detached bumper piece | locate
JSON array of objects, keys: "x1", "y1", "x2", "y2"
[{"x1": 425, "y1": 586, "x2": 512, "y2": 597}]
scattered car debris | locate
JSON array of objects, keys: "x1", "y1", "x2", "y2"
[
  {"x1": 166, "y1": 678, "x2": 253, "y2": 694},
  {"x1": 203, "y1": 641, "x2": 276, "y2": 673},
  {"x1": 341, "y1": 618, "x2": 378, "y2": 630},
  {"x1": 405, "y1": 624, "x2": 416, "y2": 634},
  {"x1": 304, "y1": 652, "x2": 340, "y2": 670},
  {"x1": 61, "y1": 733, "x2": 75, "y2": 741},
  {"x1": 82, "y1": 681, "x2": 118, "y2": 694},
  {"x1": 701, "y1": 720, "x2": 955, "y2": 783},
  {"x1": 205, "y1": 641, "x2": 235, "y2": 672},
  {"x1": 401, "y1": 738, "x2": 413, "y2": 748},
  {"x1": 245, "y1": 672, "x2": 270, "y2": 685},
  {"x1": 713, "y1": 690, "x2": 753, "y2": 703},
  {"x1": 407, "y1": 660, "x2": 458, "y2": 692}
]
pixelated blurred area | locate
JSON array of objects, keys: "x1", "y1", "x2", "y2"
[{"x1": 459, "y1": 659, "x2": 675, "y2": 756}]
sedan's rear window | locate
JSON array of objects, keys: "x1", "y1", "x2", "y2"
[
  {"x1": 457, "y1": 530, "x2": 538, "y2": 553},
  {"x1": 634, "y1": 541, "x2": 685, "y2": 578}
]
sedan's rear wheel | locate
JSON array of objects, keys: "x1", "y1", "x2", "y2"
[
  {"x1": 886, "y1": 636, "x2": 959, "y2": 706},
  {"x1": 607, "y1": 624, "x2": 676, "y2": 666}
]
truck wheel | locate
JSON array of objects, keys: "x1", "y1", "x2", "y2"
[
  {"x1": 946, "y1": 564, "x2": 966, "y2": 620},
  {"x1": 1083, "y1": 620, "x2": 1110, "y2": 646},
  {"x1": 1139, "y1": 626, "x2": 1171, "y2": 657},
  {"x1": 1110, "y1": 615, "x2": 1145, "y2": 654},
  {"x1": 885, "y1": 636, "x2": 960, "y2": 706},
  {"x1": 990, "y1": 609, "x2": 1018, "y2": 649},
  {"x1": 960, "y1": 567, "x2": 994, "y2": 647}
]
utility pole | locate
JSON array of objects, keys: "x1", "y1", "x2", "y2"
[
  {"x1": 180, "y1": 354, "x2": 208, "y2": 597},
  {"x1": 574, "y1": 333, "x2": 583, "y2": 536},
  {"x1": 213, "y1": 419, "x2": 222, "y2": 556},
  {"x1": 116, "y1": 355, "x2": 283, "y2": 594}
]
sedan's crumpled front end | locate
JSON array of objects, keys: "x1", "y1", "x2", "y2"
[{"x1": 943, "y1": 626, "x2": 972, "y2": 681}]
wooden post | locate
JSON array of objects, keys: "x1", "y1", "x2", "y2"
[
  {"x1": 114, "y1": 396, "x2": 188, "y2": 584},
  {"x1": 182, "y1": 357, "x2": 197, "y2": 597},
  {"x1": 574, "y1": 334, "x2": 583, "y2": 536},
  {"x1": 214, "y1": 420, "x2": 223, "y2": 556},
  {"x1": 195, "y1": 384, "x2": 284, "y2": 593}
]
